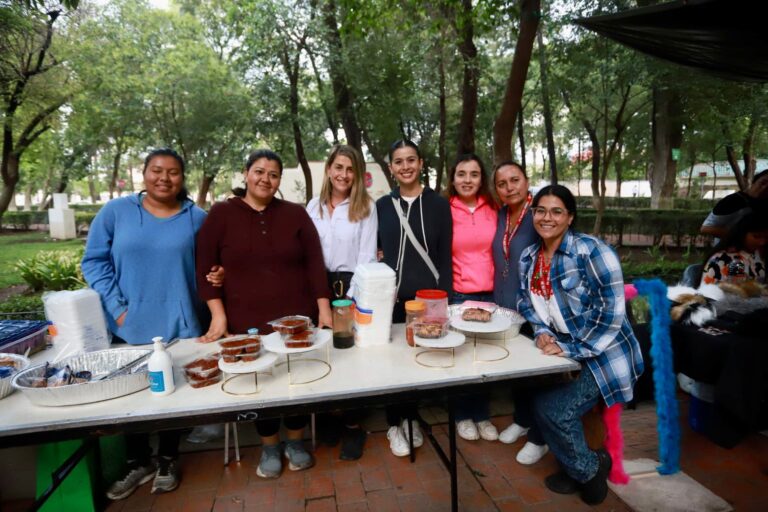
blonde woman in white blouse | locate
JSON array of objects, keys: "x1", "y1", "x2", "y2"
[
  {"x1": 306, "y1": 144, "x2": 377, "y2": 460},
  {"x1": 307, "y1": 144, "x2": 378, "y2": 299}
]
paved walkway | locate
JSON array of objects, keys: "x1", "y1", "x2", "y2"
[{"x1": 95, "y1": 396, "x2": 766, "y2": 512}]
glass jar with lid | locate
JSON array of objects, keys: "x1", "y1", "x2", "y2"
[{"x1": 405, "y1": 300, "x2": 426, "y2": 347}]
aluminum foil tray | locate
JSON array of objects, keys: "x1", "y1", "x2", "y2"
[
  {"x1": 0, "y1": 353, "x2": 31, "y2": 400},
  {"x1": 12, "y1": 348, "x2": 151, "y2": 407}
]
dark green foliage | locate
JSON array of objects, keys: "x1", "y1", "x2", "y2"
[
  {"x1": 14, "y1": 248, "x2": 86, "y2": 292},
  {"x1": 0, "y1": 293, "x2": 45, "y2": 320}
]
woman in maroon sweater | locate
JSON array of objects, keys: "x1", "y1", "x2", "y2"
[{"x1": 196, "y1": 149, "x2": 331, "y2": 478}]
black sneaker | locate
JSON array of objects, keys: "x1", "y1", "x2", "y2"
[
  {"x1": 339, "y1": 426, "x2": 366, "y2": 461},
  {"x1": 106, "y1": 460, "x2": 156, "y2": 500},
  {"x1": 151, "y1": 457, "x2": 180, "y2": 494},
  {"x1": 544, "y1": 470, "x2": 579, "y2": 495},
  {"x1": 580, "y1": 448, "x2": 612, "y2": 505}
]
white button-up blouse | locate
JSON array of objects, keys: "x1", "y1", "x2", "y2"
[{"x1": 306, "y1": 197, "x2": 378, "y2": 273}]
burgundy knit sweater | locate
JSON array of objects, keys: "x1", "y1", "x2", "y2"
[{"x1": 196, "y1": 197, "x2": 330, "y2": 334}]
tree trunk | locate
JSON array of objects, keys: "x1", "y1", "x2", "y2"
[
  {"x1": 361, "y1": 130, "x2": 396, "y2": 190},
  {"x1": 537, "y1": 27, "x2": 557, "y2": 184},
  {"x1": 517, "y1": 107, "x2": 527, "y2": 169},
  {"x1": 576, "y1": 137, "x2": 583, "y2": 196},
  {"x1": 435, "y1": 47, "x2": 447, "y2": 194},
  {"x1": 305, "y1": 45, "x2": 339, "y2": 144},
  {"x1": 322, "y1": 0, "x2": 362, "y2": 151},
  {"x1": 108, "y1": 142, "x2": 123, "y2": 199},
  {"x1": 282, "y1": 46, "x2": 313, "y2": 204},
  {"x1": 650, "y1": 87, "x2": 682, "y2": 209},
  {"x1": 24, "y1": 183, "x2": 33, "y2": 210},
  {"x1": 197, "y1": 174, "x2": 214, "y2": 207},
  {"x1": 615, "y1": 141, "x2": 623, "y2": 198},
  {"x1": 0, "y1": 153, "x2": 21, "y2": 225},
  {"x1": 492, "y1": 0, "x2": 540, "y2": 164},
  {"x1": 741, "y1": 114, "x2": 757, "y2": 186},
  {"x1": 584, "y1": 122, "x2": 602, "y2": 233},
  {"x1": 455, "y1": 0, "x2": 478, "y2": 157}
]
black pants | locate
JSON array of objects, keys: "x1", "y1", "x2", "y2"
[
  {"x1": 327, "y1": 271, "x2": 354, "y2": 301},
  {"x1": 386, "y1": 404, "x2": 418, "y2": 427},
  {"x1": 126, "y1": 430, "x2": 181, "y2": 466},
  {"x1": 256, "y1": 415, "x2": 310, "y2": 437}
]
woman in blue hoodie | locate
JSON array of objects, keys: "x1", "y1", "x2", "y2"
[{"x1": 82, "y1": 148, "x2": 209, "y2": 501}]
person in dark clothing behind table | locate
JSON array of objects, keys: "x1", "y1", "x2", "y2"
[
  {"x1": 700, "y1": 169, "x2": 768, "y2": 241},
  {"x1": 376, "y1": 139, "x2": 452, "y2": 457},
  {"x1": 196, "y1": 149, "x2": 331, "y2": 479}
]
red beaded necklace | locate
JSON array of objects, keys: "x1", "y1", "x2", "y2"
[{"x1": 531, "y1": 250, "x2": 553, "y2": 299}]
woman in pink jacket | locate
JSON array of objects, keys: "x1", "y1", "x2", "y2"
[{"x1": 447, "y1": 153, "x2": 499, "y2": 441}]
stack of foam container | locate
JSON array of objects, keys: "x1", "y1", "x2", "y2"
[
  {"x1": 350, "y1": 263, "x2": 396, "y2": 346},
  {"x1": 43, "y1": 289, "x2": 110, "y2": 360}
]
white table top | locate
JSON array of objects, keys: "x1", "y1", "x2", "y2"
[{"x1": 0, "y1": 325, "x2": 578, "y2": 440}]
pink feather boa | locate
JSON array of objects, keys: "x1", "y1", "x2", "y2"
[{"x1": 603, "y1": 403, "x2": 630, "y2": 484}]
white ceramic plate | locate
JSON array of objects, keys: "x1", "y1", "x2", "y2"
[
  {"x1": 449, "y1": 312, "x2": 513, "y2": 333},
  {"x1": 218, "y1": 351, "x2": 278, "y2": 374},
  {"x1": 262, "y1": 329, "x2": 331, "y2": 354},
  {"x1": 415, "y1": 330, "x2": 465, "y2": 349}
]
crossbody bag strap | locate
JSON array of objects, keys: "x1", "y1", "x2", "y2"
[{"x1": 391, "y1": 197, "x2": 440, "y2": 284}]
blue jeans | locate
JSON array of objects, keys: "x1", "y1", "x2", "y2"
[{"x1": 533, "y1": 365, "x2": 601, "y2": 483}]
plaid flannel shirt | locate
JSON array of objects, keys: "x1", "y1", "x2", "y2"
[{"x1": 517, "y1": 230, "x2": 644, "y2": 406}]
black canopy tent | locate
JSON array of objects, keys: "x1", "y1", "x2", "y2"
[{"x1": 574, "y1": 0, "x2": 768, "y2": 83}]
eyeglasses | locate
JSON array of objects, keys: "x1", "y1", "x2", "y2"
[{"x1": 532, "y1": 207, "x2": 567, "y2": 219}]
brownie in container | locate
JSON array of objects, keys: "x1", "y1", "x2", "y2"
[
  {"x1": 284, "y1": 329, "x2": 315, "y2": 349},
  {"x1": 268, "y1": 315, "x2": 312, "y2": 335}
]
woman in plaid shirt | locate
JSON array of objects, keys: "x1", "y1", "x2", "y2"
[{"x1": 517, "y1": 185, "x2": 644, "y2": 505}]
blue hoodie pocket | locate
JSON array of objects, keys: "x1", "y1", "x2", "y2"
[{"x1": 118, "y1": 299, "x2": 189, "y2": 344}]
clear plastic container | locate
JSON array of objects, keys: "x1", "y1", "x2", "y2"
[
  {"x1": 268, "y1": 315, "x2": 312, "y2": 335},
  {"x1": 285, "y1": 328, "x2": 316, "y2": 348},
  {"x1": 411, "y1": 317, "x2": 450, "y2": 339},
  {"x1": 415, "y1": 289, "x2": 449, "y2": 320},
  {"x1": 405, "y1": 300, "x2": 426, "y2": 347}
]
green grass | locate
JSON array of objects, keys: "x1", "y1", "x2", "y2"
[{"x1": 0, "y1": 232, "x2": 85, "y2": 289}]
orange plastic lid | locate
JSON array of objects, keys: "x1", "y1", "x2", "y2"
[
  {"x1": 405, "y1": 300, "x2": 426, "y2": 312},
  {"x1": 415, "y1": 289, "x2": 448, "y2": 300}
]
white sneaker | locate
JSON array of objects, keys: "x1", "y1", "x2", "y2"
[
  {"x1": 499, "y1": 423, "x2": 529, "y2": 444},
  {"x1": 387, "y1": 426, "x2": 410, "y2": 457},
  {"x1": 457, "y1": 419, "x2": 479, "y2": 441},
  {"x1": 516, "y1": 442, "x2": 549, "y2": 465},
  {"x1": 477, "y1": 420, "x2": 499, "y2": 441},
  {"x1": 402, "y1": 419, "x2": 423, "y2": 448}
]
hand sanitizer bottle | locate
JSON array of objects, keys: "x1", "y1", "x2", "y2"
[{"x1": 147, "y1": 336, "x2": 175, "y2": 396}]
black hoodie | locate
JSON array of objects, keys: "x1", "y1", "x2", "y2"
[{"x1": 376, "y1": 187, "x2": 453, "y2": 322}]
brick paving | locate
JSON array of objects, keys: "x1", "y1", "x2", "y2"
[{"x1": 87, "y1": 396, "x2": 766, "y2": 512}]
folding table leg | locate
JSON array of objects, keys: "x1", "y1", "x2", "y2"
[
  {"x1": 448, "y1": 405, "x2": 458, "y2": 512},
  {"x1": 233, "y1": 423, "x2": 240, "y2": 463},
  {"x1": 224, "y1": 423, "x2": 230, "y2": 466}
]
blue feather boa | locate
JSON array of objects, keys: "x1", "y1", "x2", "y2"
[{"x1": 634, "y1": 278, "x2": 680, "y2": 475}]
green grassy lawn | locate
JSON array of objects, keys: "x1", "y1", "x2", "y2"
[{"x1": 0, "y1": 232, "x2": 85, "y2": 289}]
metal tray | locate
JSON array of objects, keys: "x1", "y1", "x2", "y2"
[
  {"x1": 0, "y1": 353, "x2": 31, "y2": 400},
  {"x1": 11, "y1": 348, "x2": 152, "y2": 407}
]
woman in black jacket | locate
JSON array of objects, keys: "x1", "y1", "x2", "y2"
[{"x1": 376, "y1": 139, "x2": 453, "y2": 458}]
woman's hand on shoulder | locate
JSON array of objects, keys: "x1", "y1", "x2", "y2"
[{"x1": 206, "y1": 265, "x2": 225, "y2": 287}]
